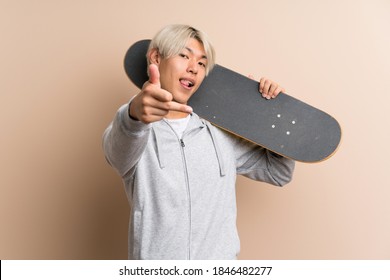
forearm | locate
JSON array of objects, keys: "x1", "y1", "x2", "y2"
[
  {"x1": 235, "y1": 139, "x2": 295, "y2": 186},
  {"x1": 264, "y1": 150, "x2": 295, "y2": 186},
  {"x1": 103, "y1": 103, "x2": 151, "y2": 177}
]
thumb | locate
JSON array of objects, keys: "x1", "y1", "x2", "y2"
[{"x1": 148, "y1": 64, "x2": 161, "y2": 87}]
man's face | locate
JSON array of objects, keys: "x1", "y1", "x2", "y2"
[{"x1": 155, "y1": 38, "x2": 208, "y2": 104}]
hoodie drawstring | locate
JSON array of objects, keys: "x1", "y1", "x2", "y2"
[
  {"x1": 205, "y1": 122, "x2": 226, "y2": 177},
  {"x1": 152, "y1": 127, "x2": 166, "y2": 169}
]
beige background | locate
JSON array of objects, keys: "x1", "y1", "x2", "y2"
[{"x1": 1, "y1": 0, "x2": 389, "y2": 259}]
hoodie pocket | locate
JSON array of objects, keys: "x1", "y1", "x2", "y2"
[{"x1": 132, "y1": 210, "x2": 143, "y2": 258}]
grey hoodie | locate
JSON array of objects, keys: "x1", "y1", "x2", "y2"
[{"x1": 103, "y1": 103, "x2": 295, "y2": 260}]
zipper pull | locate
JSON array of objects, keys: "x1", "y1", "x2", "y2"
[{"x1": 180, "y1": 139, "x2": 185, "y2": 147}]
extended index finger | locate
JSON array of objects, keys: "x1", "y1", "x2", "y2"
[{"x1": 166, "y1": 101, "x2": 193, "y2": 114}]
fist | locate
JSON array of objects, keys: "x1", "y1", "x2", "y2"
[{"x1": 129, "y1": 64, "x2": 193, "y2": 124}]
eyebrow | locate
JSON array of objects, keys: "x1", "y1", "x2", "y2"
[{"x1": 185, "y1": 47, "x2": 207, "y2": 60}]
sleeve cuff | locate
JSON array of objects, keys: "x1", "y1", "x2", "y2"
[{"x1": 118, "y1": 102, "x2": 152, "y2": 137}]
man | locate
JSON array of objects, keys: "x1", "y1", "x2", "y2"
[{"x1": 103, "y1": 24, "x2": 295, "y2": 260}]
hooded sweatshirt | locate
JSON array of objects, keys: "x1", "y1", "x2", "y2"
[{"x1": 103, "y1": 103, "x2": 295, "y2": 260}]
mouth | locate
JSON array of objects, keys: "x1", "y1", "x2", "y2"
[{"x1": 179, "y1": 78, "x2": 195, "y2": 89}]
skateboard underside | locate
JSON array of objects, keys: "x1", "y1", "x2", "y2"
[{"x1": 124, "y1": 40, "x2": 342, "y2": 163}]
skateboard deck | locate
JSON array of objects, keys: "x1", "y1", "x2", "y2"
[{"x1": 124, "y1": 39, "x2": 342, "y2": 163}]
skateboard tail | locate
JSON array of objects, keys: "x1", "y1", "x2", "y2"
[{"x1": 124, "y1": 39, "x2": 150, "y2": 89}]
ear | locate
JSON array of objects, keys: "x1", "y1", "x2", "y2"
[{"x1": 148, "y1": 48, "x2": 161, "y2": 65}]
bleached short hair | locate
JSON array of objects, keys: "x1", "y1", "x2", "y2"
[{"x1": 148, "y1": 24, "x2": 216, "y2": 75}]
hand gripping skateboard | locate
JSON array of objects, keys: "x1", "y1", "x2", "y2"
[{"x1": 124, "y1": 40, "x2": 342, "y2": 163}]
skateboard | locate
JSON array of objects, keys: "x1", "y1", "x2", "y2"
[{"x1": 124, "y1": 40, "x2": 342, "y2": 163}]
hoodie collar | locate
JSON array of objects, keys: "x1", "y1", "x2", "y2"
[{"x1": 152, "y1": 113, "x2": 225, "y2": 177}]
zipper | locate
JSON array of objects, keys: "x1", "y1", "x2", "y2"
[
  {"x1": 179, "y1": 138, "x2": 192, "y2": 260},
  {"x1": 163, "y1": 120, "x2": 192, "y2": 259}
]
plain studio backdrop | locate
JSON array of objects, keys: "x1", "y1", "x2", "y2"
[{"x1": 1, "y1": 0, "x2": 389, "y2": 259}]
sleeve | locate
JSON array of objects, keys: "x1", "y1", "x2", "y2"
[
  {"x1": 233, "y1": 136, "x2": 295, "y2": 187},
  {"x1": 102, "y1": 102, "x2": 152, "y2": 177}
]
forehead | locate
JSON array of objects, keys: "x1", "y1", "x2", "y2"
[{"x1": 183, "y1": 38, "x2": 207, "y2": 59}]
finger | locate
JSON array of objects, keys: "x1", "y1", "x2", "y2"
[
  {"x1": 145, "y1": 94, "x2": 192, "y2": 114},
  {"x1": 259, "y1": 77, "x2": 266, "y2": 93},
  {"x1": 149, "y1": 88, "x2": 173, "y2": 102},
  {"x1": 146, "y1": 107, "x2": 170, "y2": 118},
  {"x1": 148, "y1": 64, "x2": 161, "y2": 87},
  {"x1": 270, "y1": 86, "x2": 279, "y2": 98},
  {"x1": 166, "y1": 101, "x2": 193, "y2": 114},
  {"x1": 271, "y1": 86, "x2": 284, "y2": 98},
  {"x1": 137, "y1": 101, "x2": 173, "y2": 124},
  {"x1": 262, "y1": 79, "x2": 272, "y2": 97},
  {"x1": 269, "y1": 83, "x2": 278, "y2": 97},
  {"x1": 144, "y1": 100, "x2": 192, "y2": 118}
]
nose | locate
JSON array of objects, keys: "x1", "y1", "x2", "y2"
[{"x1": 187, "y1": 59, "x2": 198, "y2": 74}]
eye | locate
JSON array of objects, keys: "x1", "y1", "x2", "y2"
[
  {"x1": 179, "y1": 53, "x2": 189, "y2": 59},
  {"x1": 198, "y1": 61, "x2": 207, "y2": 68}
]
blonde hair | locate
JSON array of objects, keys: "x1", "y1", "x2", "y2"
[{"x1": 148, "y1": 24, "x2": 216, "y2": 75}]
